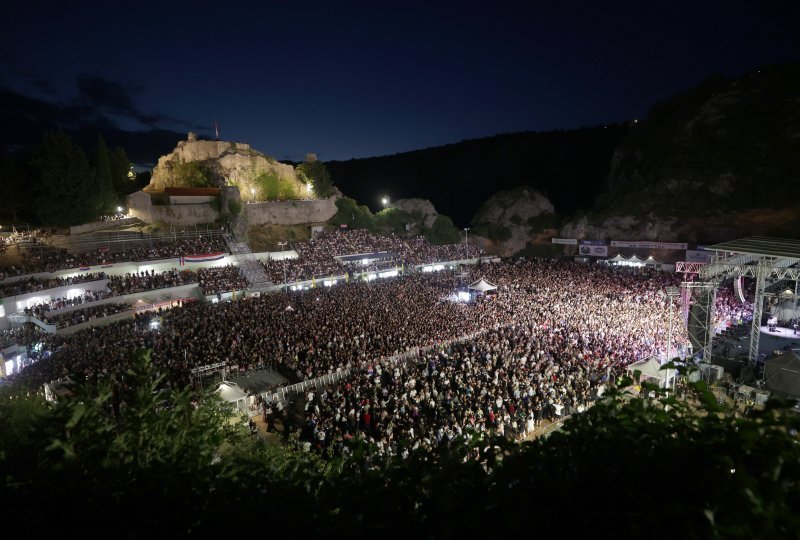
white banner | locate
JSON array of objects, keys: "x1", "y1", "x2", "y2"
[
  {"x1": 578, "y1": 245, "x2": 608, "y2": 257},
  {"x1": 685, "y1": 249, "x2": 713, "y2": 263},
  {"x1": 551, "y1": 238, "x2": 578, "y2": 245},
  {"x1": 610, "y1": 240, "x2": 687, "y2": 250}
]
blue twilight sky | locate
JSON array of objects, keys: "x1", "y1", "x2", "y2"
[{"x1": 1, "y1": 0, "x2": 798, "y2": 163}]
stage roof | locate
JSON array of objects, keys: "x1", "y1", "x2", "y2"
[{"x1": 707, "y1": 237, "x2": 800, "y2": 260}]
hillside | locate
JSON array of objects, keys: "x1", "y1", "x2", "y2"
[
  {"x1": 325, "y1": 126, "x2": 627, "y2": 227},
  {"x1": 597, "y1": 63, "x2": 800, "y2": 220}
]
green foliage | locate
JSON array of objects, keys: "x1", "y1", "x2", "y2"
[
  {"x1": 227, "y1": 199, "x2": 242, "y2": 216},
  {"x1": 473, "y1": 222, "x2": 512, "y2": 242},
  {"x1": 1, "y1": 355, "x2": 799, "y2": 536},
  {"x1": 30, "y1": 130, "x2": 103, "y2": 226},
  {"x1": 373, "y1": 208, "x2": 413, "y2": 234},
  {"x1": 209, "y1": 196, "x2": 222, "y2": 212},
  {"x1": 109, "y1": 146, "x2": 135, "y2": 195},
  {"x1": 254, "y1": 170, "x2": 300, "y2": 200},
  {"x1": 173, "y1": 161, "x2": 211, "y2": 187},
  {"x1": 297, "y1": 160, "x2": 335, "y2": 198},
  {"x1": 94, "y1": 134, "x2": 117, "y2": 212},
  {"x1": 329, "y1": 196, "x2": 375, "y2": 231},
  {"x1": 0, "y1": 157, "x2": 30, "y2": 222},
  {"x1": 424, "y1": 214, "x2": 462, "y2": 245}
]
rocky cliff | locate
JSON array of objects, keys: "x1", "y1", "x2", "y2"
[
  {"x1": 146, "y1": 133, "x2": 306, "y2": 199},
  {"x1": 470, "y1": 187, "x2": 555, "y2": 257}
]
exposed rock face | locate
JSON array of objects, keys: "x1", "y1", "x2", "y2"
[
  {"x1": 392, "y1": 198, "x2": 439, "y2": 229},
  {"x1": 146, "y1": 136, "x2": 303, "y2": 197},
  {"x1": 560, "y1": 207, "x2": 800, "y2": 244},
  {"x1": 470, "y1": 187, "x2": 555, "y2": 257}
]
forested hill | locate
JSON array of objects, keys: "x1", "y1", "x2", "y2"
[
  {"x1": 596, "y1": 63, "x2": 800, "y2": 218},
  {"x1": 325, "y1": 126, "x2": 627, "y2": 227}
]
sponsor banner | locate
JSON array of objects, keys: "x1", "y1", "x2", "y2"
[
  {"x1": 579, "y1": 239, "x2": 606, "y2": 246},
  {"x1": 551, "y1": 238, "x2": 578, "y2": 245},
  {"x1": 610, "y1": 240, "x2": 687, "y2": 250},
  {"x1": 578, "y1": 245, "x2": 608, "y2": 257},
  {"x1": 685, "y1": 249, "x2": 713, "y2": 263},
  {"x1": 182, "y1": 252, "x2": 226, "y2": 264}
]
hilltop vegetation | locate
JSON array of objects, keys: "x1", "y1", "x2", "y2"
[
  {"x1": 326, "y1": 125, "x2": 627, "y2": 226},
  {"x1": 597, "y1": 63, "x2": 800, "y2": 219}
]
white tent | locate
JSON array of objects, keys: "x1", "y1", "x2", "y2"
[
  {"x1": 607, "y1": 254, "x2": 627, "y2": 264},
  {"x1": 468, "y1": 278, "x2": 497, "y2": 293},
  {"x1": 627, "y1": 254, "x2": 645, "y2": 264},
  {"x1": 626, "y1": 357, "x2": 673, "y2": 388},
  {"x1": 217, "y1": 381, "x2": 248, "y2": 412},
  {"x1": 644, "y1": 255, "x2": 661, "y2": 267}
]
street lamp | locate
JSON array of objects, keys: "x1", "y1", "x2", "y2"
[
  {"x1": 277, "y1": 241, "x2": 288, "y2": 292},
  {"x1": 463, "y1": 227, "x2": 470, "y2": 259},
  {"x1": 250, "y1": 188, "x2": 256, "y2": 201},
  {"x1": 664, "y1": 286, "x2": 681, "y2": 394},
  {"x1": 381, "y1": 196, "x2": 389, "y2": 207}
]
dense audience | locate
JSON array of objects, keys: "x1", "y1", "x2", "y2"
[
  {"x1": 2, "y1": 235, "x2": 227, "y2": 276},
  {"x1": 45, "y1": 303, "x2": 132, "y2": 329},
  {"x1": 197, "y1": 266, "x2": 248, "y2": 295},
  {"x1": 262, "y1": 229, "x2": 485, "y2": 283},
  {"x1": 107, "y1": 269, "x2": 196, "y2": 296},
  {"x1": 11, "y1": 260, "x2": 687, "y2": 420},
  {"x1": 0, "y1": 273, "x2": 107, "y2": 298}
]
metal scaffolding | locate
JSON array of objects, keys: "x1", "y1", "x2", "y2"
[{"x1": 699, "y1": 237, "x2": 800, "y2": 367}]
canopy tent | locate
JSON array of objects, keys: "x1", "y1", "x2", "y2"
[
  {"x1": 626, "y1": 357, "x2": 673, "y2": 388},
  {"x1": 217, "y1": 381, "x2": 248, "y2": 413},
  {"x1": 468, "y1": 278, "x2": 497, "y2": 293},
  {"x1": 606, "y1": 254, "x2": 628, "y2": 263},
  {"x1": 764, "y1": 351, "x2": 800, "y2": 398},
  {"x1": 627, "y1": 255, "x2": 645, "y2": 264},
  {"x1": 644, "y1": 255, "x2": 661, "y2": 266}
]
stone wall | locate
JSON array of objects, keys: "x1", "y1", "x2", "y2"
[
  {"x1": 127, "y1": 190, "x2": 219, "y2": 226},
  {"x1": 245, "y1": 196, "x2": 338, "y2": 226}
]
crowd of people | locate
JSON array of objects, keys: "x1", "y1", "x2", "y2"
[
  {"x1": 261, "y1": 229, "x2": 486, "y2": 283},
  {"x1": 0, "y1": 273, "x2": 107, "y2": 298},
  {"x1": 45, "y1": 303, "x2": 132, "y2": 330},
  {"x1": 11, "y1": 259, "x2": 689, "y2": 456},
  {"x1": 22, "y1": 290, "x2": 115, "y2": 319},
  {"x1": 2, "y1": 235, "x2": 228, "y2": 276}
]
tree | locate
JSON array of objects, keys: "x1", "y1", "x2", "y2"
[
  {"x1": 30, "y1": 130, "x2": 102, "y2": 226},
  {"x1": 94, "y1": 134, "x2": 115, "y2": 211},
  {"x1": 424, "y1": 215, "x2": 461, "y2": 245},
  {"x1": 0, "y1": 157, "x2": 32, "y2": 223},
  {"x1": 297, "y1": 160, "x2": 335, "y2": 198},
  {"x1": 109, "y1": 146, "x2": 134, "y2": 195}
]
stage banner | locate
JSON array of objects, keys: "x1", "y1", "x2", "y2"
[
  {"x1": 610, "y1": 240, "x2": 687, "y2": 250},
  {"x1": 579, "y1": 239, "x2": 607, "y2": 246},
  {"x1": 685, "y1": 249, "x2": 713, "y2": 263},
  {"x1": 551, "y1": 238, "x2": 577, "y2": 245},
  {"x1": 578, "y1": 245, "x2": 608, "y2": 257}
]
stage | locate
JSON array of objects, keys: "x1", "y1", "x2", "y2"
[{"x1": 760, "y1": 326, "x2": 800, "y2": 339}]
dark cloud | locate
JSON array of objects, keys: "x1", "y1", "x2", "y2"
[
  {"x1": 0, "y1": 86, "x2": 211, "y2": 165},
  {"x1": 76, "y1": 74, "x2": 164, "y2": 127}
]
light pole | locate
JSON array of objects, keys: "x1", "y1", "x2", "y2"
[
  {"x1": 278, "y1": 241, "x2": 288, "y2": 292},
  {"x1": 250, "y1": 188, "x2": 255, "y2": 202},
  {"x1": 463, "y1": 227, "x2": 470, "y2": 259},
  {"x1": 381, "y1": 196, "x2": 389, "y2": 208},
  {"x1": 665, "y1": 286, "x2": 681, "y2": 394}
]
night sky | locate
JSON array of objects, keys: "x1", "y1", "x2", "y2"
[{"x1": 1, "y1": 0, "x2": 798, "y2": 165}]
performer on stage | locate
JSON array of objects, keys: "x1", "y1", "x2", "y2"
[{"x1": 768, "y1": 316, "x2": 778, "y2": 332}]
